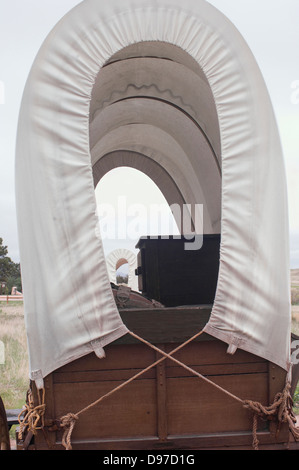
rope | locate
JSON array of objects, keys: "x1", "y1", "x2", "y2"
[
  {"x1": 129, "y1": 331, "x2": 244, "y2": 405},
  {"x1": 130, "y1": 333, "x2": 299, "y2": 450},
  {"x1": 59, "y1": 329, "x2": 204, "y2": 449},
  {"x1": 18, "y1": 388, "x2": 46, "y2": 439},
  {"x1": 57, "y1": 329, "x2": 299, "y2": 451},
  {"x1": 243, "y1": 382, "x2": 299, "y2": 450},
  {"x1": 60, "y1": 413, "x2": 79, "y2": 451}
]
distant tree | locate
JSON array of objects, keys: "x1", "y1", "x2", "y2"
[
  {"x1": 6, "y1": 275, "x2": 22, "y2": 294},
  {"x1": 0, "y1": 238, "x2": 22, "y2": 293}
]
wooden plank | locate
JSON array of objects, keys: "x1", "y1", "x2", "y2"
[
  {"x1": 268, "y1": 363, "x2": 287, "y2": 402},
  {"x1": 0, "y1": 396, "x2": 10, "y2": 450},
  {"x1": 54, "y1": 368, "x2": 156, "y2": 384},
  {"x1": 59, "y1": 343, "x2": 156, "y2": 372},
  {"x1": 32, "y1": 432, "x2": 296, "y2": 451},
  {"x1": 166, "y1": 362, "x2": 267, "y2": 379},
  {"x1": 267, "y1": 362, "x2": 289, "y2": 442},
  {"x1": 164, "y1": 339, "x2": 266, "y2": 367},
  {"x1": 164, "y1": 431, "x2": 291, "y2": 451},
  {"x1": 155, "y1": 347, "x2": 167, "y2": 441},
  {"x1": 31, "y1": 376, "x2": 56, "y2": 450},
  {"x1": 53, "y1": 378, "x2": 158, "y2": 441},
  {"x1": 115, "y1": 307, "x2": 212, "y2": 345},
  {"x1": 166, "y1": 373, "x2": 268, "y2": 435}
]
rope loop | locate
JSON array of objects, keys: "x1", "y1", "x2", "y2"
[
  {"x1": 50, "y1": 330, "x2": 299, "y2": 451},
  {"x1": 18, "y1": 388, "x2": 46, "y2": 439},
  {"x1": 243, "y1": 382, "x2": 299, "y2": 450},
  {"x1": 59, "y1": 413, "x2": 79, "y2": 450}
]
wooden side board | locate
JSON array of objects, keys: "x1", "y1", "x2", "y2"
[{"x1": 17, "y1": 307, "x2": 294, "y2": 450}]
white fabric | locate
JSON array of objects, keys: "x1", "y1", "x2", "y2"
[
  {"x1": 106, "y1": 249, "x2": 138, "y2": 291},
  {"x1": 91, "y1": 98, "x2": 220, "y2": 233},
  {"x1": 15, "y1": 0, "x2": 291, "y2": 386}
]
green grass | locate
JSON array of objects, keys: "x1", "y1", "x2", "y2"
[{"x1": 0, "y1": 302, "x2": 29, "y2": 410}]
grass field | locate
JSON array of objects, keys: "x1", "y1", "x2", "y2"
[
  {"x1": 1, "y1": 271, "x2": 299, "y2": 416},
  {"x1": 291, "y1": 268, "x2": 299, "y2": 299},
  {"x1": 0, "y1": 302, "x2": 28, "y2": 410}
]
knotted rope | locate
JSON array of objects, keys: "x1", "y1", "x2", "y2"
[
  {"x1": 57, "y1": 330, "x2": 299, "y2": 450},
  {"x1": 60, "y1": 413, "x2": 79, "y2": 451},
  {"x1": 18, "y1": 388, "x2": 46, "y2": 439},
  {"x1": 59, "y1": 329, "x2": 205, "y2": 449},
  {"x1": 243, "y1": 382, "x2": 299, "y2": 450}
]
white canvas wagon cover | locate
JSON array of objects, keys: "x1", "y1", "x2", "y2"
[{"x1": 15, "y1": 0, "x2": 291, "y2": 388}]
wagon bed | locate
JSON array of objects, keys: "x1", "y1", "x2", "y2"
[{"x1": 16, "y1": 306, "x2": 299, "y2": 451}]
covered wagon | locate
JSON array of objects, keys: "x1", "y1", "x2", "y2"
[{"x1": 10, "y1": 0, "x2": 299, "y2": 450}]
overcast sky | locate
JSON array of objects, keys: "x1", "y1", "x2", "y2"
[{"x1": 0, "y1": 0, "x2": 298, "y2": 267}]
